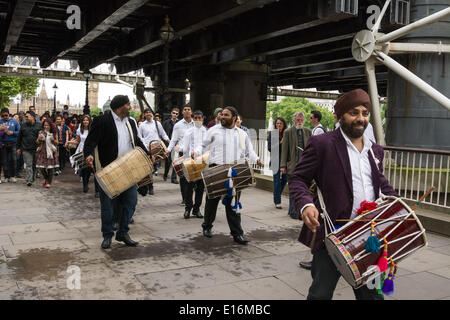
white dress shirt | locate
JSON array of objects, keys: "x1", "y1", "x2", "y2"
[
  {"x1": 182, "y1": 125, "x2": 207, "y2": 156},
  {"x1": 301, "y1": 128, "x2": 375, "y2": 219},
  {"x1": 312, "y1": 124, "x2": 326, "y2": 136},
  {"x1": 203, "y1": 124, "x2": 259, "y2": 165},
  {"x1": 340, "y1": 128, "x2": 375, "y2": 218},
  {"x1": 138, "y1": 119, "x2": 169, "y2": 149},
  {"x1": 167, "y1": 118, "x2": 194, "y2": 152},
  {"x1": 334, "y1": 121, "x2": 376, "y2": 142},
  {"x1": 112, "y1": 111, "x2": 133, "y2": 158}
]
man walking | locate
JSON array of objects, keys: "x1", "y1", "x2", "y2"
[
  {"x1": 84, "y1": 95, "x2": 152, "y2": 249},
  {"x1": 180, "y1": 110, "x2": 206, "y2": 219},
  {"x1": 162, "y1": 107, "x2": 179, "y2": 183},
  {"x1": 0, "y1": 108, "x2": 20, "y2": 183},
  {"x1": 310, "y1": 110, "x2": 327, "y2": 136},
  {"x1": 280, "y1": 111, "x2": 311, "y2": 218},
  {"x1": 16, "y1": 111, "x2": 41, "y2": 186},
  {"x1": 55, "y1": 115, "x2": 69, "y2": 175}
]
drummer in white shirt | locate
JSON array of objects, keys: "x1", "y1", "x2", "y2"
[
  {"x1": 201, "y1": 106, "x2": 263, "y2": 245},
  {"x1": 179, "y1": 110, "x2": 207, "y2": 219},
  {"x1": 167, "y1": 104, "x2": 194, "y2": 206},
  {"x1": 138, "y1": 108, "x2": 170, "y2": 195}
]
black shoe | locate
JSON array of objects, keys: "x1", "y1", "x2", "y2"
[
  {"x1": 193, "y1": 210, "x2": 203, "y2": 218},
  {"x1": 83, "y1": 185, "x2": 89, "y2": 193},
  {"x1": 163, "y1": 176, "x2": 167, "y2": 181},
  {"x1": 115, "y1": 233, "x2": 138, "y2": 246},
  {"x1": 172, "y1": 180, "x2": 179, "y2": 184},
  {"x1": 112, "y1": 222, "x2": 119, "y2": 231},
  {"x1": 233, "y1": 235, "x2": 249, "y2": 245},
  {"x1": 203, "y1": 228, "x2": 212, "y2": 238},
  {"x1": 148, "y1": 187, "x2": 154, "y2": 195},
  {"x1": 95, "y1": 192, "x2": 99, "y2": 198},
  {"x1": 27, "y1": 182, "x2": 32, "y2": 187},
  {"x1": 184, "y1": 210, "x2": 191, "y2": 219},
  {"x1": 299, "y1": 260, "x2": 312, "y2": 270},
  {"x1": 101, "y1": 235, "x2": 112, "y2": 249},
  {"x1": 130, "y1": 218, "x2": 134, "y2": 224},
  {"x1": 179, "y1": 200, "x2": 185, "y2": 206}
]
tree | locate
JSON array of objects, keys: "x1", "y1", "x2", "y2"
[
  {"x1": 266, "y1": 97, "x2": 336, "y2": 130},
  {"x1": 90, "y1": 107, "x2": 102, "y2": 116},
  {"x1": 0, "y1": 76, "x2": 40, "y2": 108}
]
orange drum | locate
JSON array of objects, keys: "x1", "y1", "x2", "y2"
[{"x1": 182, "y1": 152, "x2": 210, "y2": 182}]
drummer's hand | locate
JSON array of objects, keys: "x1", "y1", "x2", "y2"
[
  {"x1": 151, "y1": 155, "x2": 156, "y2": 164},
  {"x1": 190, "y1": 152, "x2": 196, "y2": 159},
  {"x1": 174, "y1": 145, "x2": 180, "y2": 152},
  {"x1": 280, "y1": 167, "x2": 286, "y2": 174},
  {"x1": 256, "y1": 159, "x2": 264, "y2": 167},
  {"x1": 165, "y1": 151, "x2": 170, "y2": 158},
  {"x1": 302, "y1": 206, "x2": 320, "y2": 233},
  {"x1": 86, "y1": 155, "x2": 94, "y2": 169}
]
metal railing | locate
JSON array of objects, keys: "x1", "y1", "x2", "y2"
[
  {"x1": 250, "y1": 133, "x2": 449, "y2": 210},
  {"x1": 383, "y1": 146, "x2": 449, "y2": 209}
]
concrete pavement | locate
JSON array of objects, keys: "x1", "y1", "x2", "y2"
[{"x1": 0, "y1": 171, "x2": 449, "y2": 300}]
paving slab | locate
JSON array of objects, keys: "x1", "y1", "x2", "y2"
[
  {"x1": 399, "y1": 248, "x2": 450, "y2": 273},
  {"x1": 392, "y1": 272, "x2": 450, "y2": 300},
  {"x1": 148, "y1": 283, "x2": 250, "y2": 300},
  {"x1": 233, "y1": 276, "x2": 305, "y2": 300}
]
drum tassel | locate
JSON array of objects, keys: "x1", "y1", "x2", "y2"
[
  {"x1": 377, "y1": 238, "x2": 389, "y2": 272},
  {"x1": 381, "y1": 258, "x2": 397, "y2": 295},
  {"x1": 365, "y1": 220, "x2": 381, "y2": 253}
]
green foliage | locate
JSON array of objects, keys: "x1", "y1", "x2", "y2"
[
  {"x1": 90, "y1": 107, "x2": 102, "y2": 116},
  {"x1": 129, "y1": 110, "x2": 141, "y2": 119},
  {"x1": 266, "y1": 97, "x2": 336, "y2": 130},
  {"x1": 0, "y1": 76, "x2": 40, "y2": 109}
]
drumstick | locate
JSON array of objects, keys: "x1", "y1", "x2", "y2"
[
  {"x1": 296, "y1": 146, "x2": 304, "y2": 151},
  {"x1": 336, "y1": 218, "x2": 417, "y2": 222},
  {"x1": 412, "y1": 186, "x2": 436, "y2": 210}
]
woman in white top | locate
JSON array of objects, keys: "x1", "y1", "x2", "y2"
[{"x1": 76, "y1": 115, "x2": 92, "y2": 193}]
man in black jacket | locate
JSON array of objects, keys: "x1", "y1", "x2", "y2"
[
  {"x1": 16, "y1": 111, "x2": 41, "y2": 186},
  {"x1": 162, "y1": 107, "x2": 179, "y2": 183},
  {"x1": 84, "y1": 95, "x2": 151, "y2": 249}
]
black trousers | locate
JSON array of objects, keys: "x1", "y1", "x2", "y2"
[
  {"x1": 164, "y1": 155, "x2": 177, "y2": 181},
  {"x1": 81, "y1": 167, "x2": 92, "y2": 187},
  {"x1": 202, "y1": 191, "x2": 244, "y2": 237},
  {"x1": 184, "y1": 179, "x2": 204, "y2": 212},
  {"x1": 57, "y1": 145, "x2": 67, "y2": 170},
  {"x1": 307, "y1": 248, "x2": 384, "y2": 300},
  {"x1": 179, "y1": 176, "x2": 188, "y2": 202}
]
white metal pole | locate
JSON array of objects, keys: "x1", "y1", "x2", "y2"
[
  {"x1": 376, "y1": 51, "x2": 450, "y2": 111},
  {"x1": 365, "y1": 58, "x2": 386, "y2": 146},
  {"x1": 371, "y1": 0, "x2": 391, "y2": 33},
  {"x1": 376, "y1": 7, "x2": 450, "y2": 44}
]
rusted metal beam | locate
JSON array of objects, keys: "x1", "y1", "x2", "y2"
[
  {"x1": 39, "y1": 0, "x2": 149, "y2": 68},
  {"x1": 1, "y1": 0, "x2": 36, "y2": 64}
]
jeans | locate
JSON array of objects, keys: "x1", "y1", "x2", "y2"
[
  {"x1": 16, "y1": 151, "x2": 23, "y2": 176},
  {"x1": 99, "y1": 185, "x2": 137, "y2": 238},
  {"x1": 4, "y1": 143, "x2": 17, "y2": 179},
  {"x1": 273, "y1": 169, "x2": 288, "y2": 205},
  {"x1": 0, "y1": 147, "x2": 6, "y2": 179},
  {"x1": 22, "y1": 150, "x2": 36, "y2": 183},
  {"x1": 307, "y1": 248, "x2": 384, "y2": 300}
]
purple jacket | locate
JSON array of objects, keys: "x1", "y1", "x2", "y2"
[{"x1": 289, "y1": 128, "x2": 398, "y2": 252}]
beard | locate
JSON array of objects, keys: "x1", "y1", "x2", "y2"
[
  {"x1": 340, "y1": 118, "x2": 368, "y2": 139},
  {"x1": 221, "y1": 117, "x2": 233, "y2": 128},
  {"x1": 295, "y1": 123, "x2": 303, "y2": 129}
]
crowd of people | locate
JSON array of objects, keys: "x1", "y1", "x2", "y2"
[{"x1": 1, "y1": 88, "x2": 394, "y2": 300}]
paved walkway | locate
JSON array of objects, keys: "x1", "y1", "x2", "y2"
[{"x1": 0, "y1": 171, "x2": 449, "y2": 300}]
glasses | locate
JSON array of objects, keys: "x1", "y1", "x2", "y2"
[
  {"x1": 172, "y1": 112, "x2": 178, "y2": 115},
  {"x1": 1, "y1": 114, "x2": 8, "y2": 118}
]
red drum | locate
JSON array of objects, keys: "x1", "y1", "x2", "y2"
[
  {"x1": 172, "y1": 155, "x2": 185, "y2": 178},
  {"x1": 149, "y1": 140, "x2": 167, "y2": 161},
  {"x1": 325, "y1": 196, "x2": 427, "y2": 288}
]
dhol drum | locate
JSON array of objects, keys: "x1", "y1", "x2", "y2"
[
  {"x1": 325, "y1": 196, "x2": 427, "y2": 288},
  {"x1": 182, "y1": 152, "x2": 210, "y2": 182},
  {"x1": 69, "y1": 152, "x2": 88, "y2": 170},
  {"x1": 95, "y1": 147, "x2": 154, "y2": 199},
  {"x1": 202, "y1": 158, "x2": 255, "y2": 199},
  {"x1": 149, "y1": 140, "x2": 167, "y2": 161},
  {"x1": 172, "y1": 155, "x2": 185, "y2": 178}
]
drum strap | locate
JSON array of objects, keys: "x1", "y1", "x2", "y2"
[
  {"x1": 125, "y1": 120, "x2": 136, "y2": 148},
  {"x1": 317, "y1": 186, "x2": 336, "y2": 236}
]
